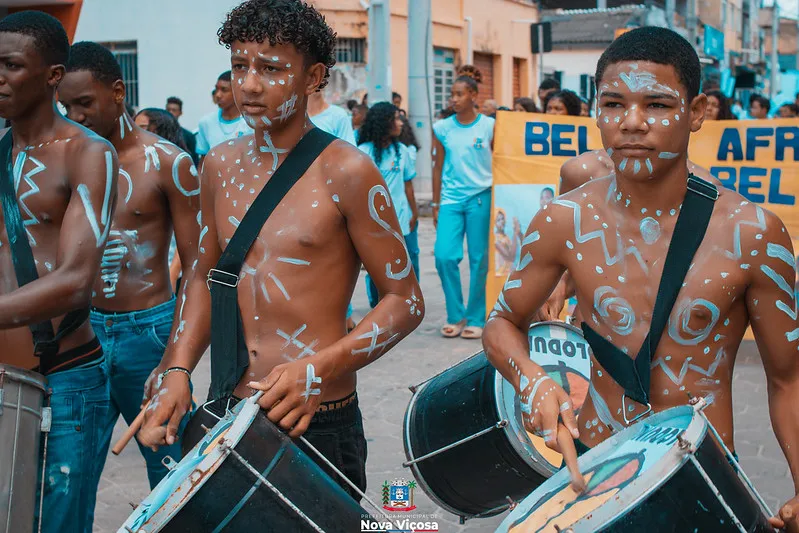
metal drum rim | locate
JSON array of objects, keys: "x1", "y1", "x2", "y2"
[
  {"x1": 402, "y1": 376, "x2": 470, "y2": 518},
  {"x1": 119, "y1": 397, "x2": 260, "y2": 533},
  {"x1": 0, "y1": 364, "x2": 47, "y2": 392},
  {"x1": 528, "y1": 320, "x2": 586, "y2": 339},
  {"x1": 499, "y1": 405, "x2": 707, "y2": 533}
]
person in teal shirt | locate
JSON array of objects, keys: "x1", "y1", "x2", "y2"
[
  {"x1": 358, "y1": 102, "x2": 420, "y2": 306},
  {"x1": 432, "y1": 66, "x2": 495, "y2": 339}
]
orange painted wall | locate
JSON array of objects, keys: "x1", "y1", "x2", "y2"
[{"x1": 9, "y1": 1, "x2": 83, "y2": 42}]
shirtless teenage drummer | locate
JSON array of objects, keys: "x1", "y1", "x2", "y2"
[
  {"x1": 0, "y1": 12, "x2": 119, "y2": 533},
  {"x1": 483, "y1": 27, "x2": 799, "y2": 529},
  {"x1": 139, "y1": 0, "x2": 424, "y2": 500},
  {"x1": 58, "y1": 41, "x2": 201, "y2": 488}
]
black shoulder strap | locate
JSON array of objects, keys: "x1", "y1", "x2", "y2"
[
  {"x1": 581, "y1": 175, "x2": 718, "y2": 413},
  {"x1": 208, "y1": 128, "x2": 336, "y2": 400},
  {"x1": 0, "y1": 130, "x2": 89, "y2": 367}
]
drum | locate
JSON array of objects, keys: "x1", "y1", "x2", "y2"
[
  {"x1": 119, "y1": 394, "x2": 371, "y2": 533},
  {"x1": 0, "y1": 364, "x2": 47, "y2": 533},
  {"x1": 496, "y1": 402, "x2": 773, "y2": 533},
  {"x1": 403, "y1": 351, "x2": 556, "y2": 520}
]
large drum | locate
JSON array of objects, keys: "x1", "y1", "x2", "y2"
[
  {"x1": 0, "y1": 364, "x2": 47, "y2": 533},
  {"x1": 496, "y1": 403, "x2": 772, "y2": 532},
  {"x1": 119, "y1": 394, "x2": 371, "y2": 533}
]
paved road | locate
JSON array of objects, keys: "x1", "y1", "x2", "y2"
[{"x1": 94, "y1": 218, "x2": 793, "y2": 532}]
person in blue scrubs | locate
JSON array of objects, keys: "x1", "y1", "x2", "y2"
[
  {"x1": 432, "y1": 66, "x2": 495, "y2": 339},
  {"x1": 358, "y1": 103, "x2": 419, "y2": 306}
]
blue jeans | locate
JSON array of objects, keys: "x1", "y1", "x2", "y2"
[
  {"x1": 366, "y1": 227, "x2": 421, "y2": 308},
  {"x1": 435, "y1": 189, "x2": 491, "y2": 327},
  {"x1": 90, "y1": 296, "x2": 183, "y2": 489},
  {"x1": 35, "y1": 359, "x2": 110, "y2": 533}
]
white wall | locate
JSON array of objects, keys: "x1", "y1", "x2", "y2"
[
  {"x1": 74, "y1": 0, "x2": 243, "y2": 131},
  {"x1": 547, "y1": 49, "x2": 603, "y2": 83}
]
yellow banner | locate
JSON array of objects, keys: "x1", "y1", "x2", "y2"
[{"x1": 488, "y1": 111, "x2": 799, "y2": 337}]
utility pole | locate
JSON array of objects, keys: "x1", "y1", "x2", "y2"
[
  {"x1": 665, "y1": 0, "x2": 676, "y2": 29},
  {"x1": 686, "y1": 0, "x2": 698, "y2": 50},
  {"x1": 721, "y1": 0, "x2": 728, "y2": 73},
  {"x1": 367, "y1": 0, "x2": 392, "y2": 104},
  {"x1": 597, "y1": 0, "x2": 607, "y2": 8},
  {"x1": 770, "y1": 2, "x2": 779, "y2": 100},
  {"x1": 407, "y1": 0, "x2": 433, "y2": 195}
]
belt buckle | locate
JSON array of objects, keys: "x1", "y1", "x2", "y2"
[
  {"x1": 206, "y1": 269, "x2": 240, "y2": 290},
  {"x1": 622, "y1": 394, "x2": 652, "y2": 425}
]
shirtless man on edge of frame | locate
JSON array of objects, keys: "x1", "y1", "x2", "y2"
[{"x1": 483, "y1": 27, "x2": 799, "y2": 530}]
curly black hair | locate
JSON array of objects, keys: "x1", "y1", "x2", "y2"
[
  {"x1": 67, "y1": 41, "x2": 123, "y2": 86},
  {"x1": 358, "y1": 102, "x2": 400, "y2": 168},
  {"x1": 218, "y1": 0, "x2": 337, "y2": 90},
  {"x1": 136, "y1": 108, "x2": 188, "y2": 151}
]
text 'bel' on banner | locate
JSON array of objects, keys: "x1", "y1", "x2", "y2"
[{"x1": 488, "y1": 111, "x2": 799, "y2": 339}]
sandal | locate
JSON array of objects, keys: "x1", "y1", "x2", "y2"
[
  {"x1": 460, "y1": 326, "x2": 483, "y2": 340},
  {"x1": 440, "y1": 320, "x2": 466, "y2": 338}
]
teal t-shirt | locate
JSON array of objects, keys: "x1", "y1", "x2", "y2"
[{"x1": 433, "y1": 114, "x2": 494, "y2": 205}]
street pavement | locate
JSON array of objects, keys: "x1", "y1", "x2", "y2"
[{"x1": 94, "y1": 217, "x2": 794, "y2": 532}]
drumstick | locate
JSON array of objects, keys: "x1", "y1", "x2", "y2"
[
  {"x1": 557, "y1": 424, "x2": 586, "y2": 493},
  {"x1": 112, "y1": 403, "x2": 149, "y2": 455}
]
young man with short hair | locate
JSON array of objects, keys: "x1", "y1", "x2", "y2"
[
  {"x1": 166, "y1": 95, "x2": 198, "y2": 163},
  {"x1": 538, "y1": 78, "x2": 560, "y2": 108},
  {"x1": 195, "y1": 70, "x2": 252, "y2": 160},
  {"x1": 483, "y1": 26, "x2": 799, "y2": 529},
  {"x1": 749, "y1": 93, "x2": 771, "y2": 119},
  {"x1": 59, "y1": 41, "x2": 201, "y2": 490},
  {"x1": 0, "y1": 11, "x2": 120, "y2": 533},
  {"x1": 140, "y1": 0, "x2": 423, "y2": 501}
]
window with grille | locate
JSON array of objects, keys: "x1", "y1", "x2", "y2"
[
  {"x1": 334, "y1": 38, "x2": 366, "y2": 64},
  {"x1": 434, "y1": 48, "x2": 456, "y2": 113},
  {"x1": 98, "y1": 41, "x2": 139, "y2": 109}
]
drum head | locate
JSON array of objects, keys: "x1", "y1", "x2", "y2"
[
  {"x1": 522, "y1": 322, "x2": 592, "y2": 469},
  {"x1": 120, "y1": 397, "x2": 260, "y2": 532},
  {"x1": 496, "y1": 406, "x2": 705, "y2": 533}
]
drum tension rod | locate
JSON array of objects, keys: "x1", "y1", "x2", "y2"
[
  {"x1": 403, "y1": 420, "x2": 509, "y2": 467},
  {"x1": 218, "y1": 439, "x2": 327, "y2": 533},
  {"x1": 458, "y1": 495, "x2": 518, "y2": 524}
]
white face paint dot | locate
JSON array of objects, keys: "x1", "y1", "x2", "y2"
[
  {"x1": 576, "y1": 253, "x2": 583, "y2": 261},
  {"x1": 546, "y1": 216, "x2": 552, "y2": 223},
  {"x1": 312, "y1": 201, "x2": 319, "y2": 208},
  {"x1": 674, "y1": 114, "x2": 680, "y2": 121},
  {"x1": 661, "y1": 119, "x2": 670, "y2": 126},
  {"x1": 647, "y1": 118, "x2": 655, "y2": 125},
  {"x1": 596, "y1": 266, "x2": 604, "y2": 274}
]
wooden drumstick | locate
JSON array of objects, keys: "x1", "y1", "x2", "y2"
[
  {"x1": 557, "y1": 423, "x2": 586, "y2": 493},
  {"x1": 112, "y1": 402, "x2": 149, "y2": 455}
]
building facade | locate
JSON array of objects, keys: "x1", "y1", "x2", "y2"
[{"x1": 316, "y1": 0, "x2": 539, "y2": 112}]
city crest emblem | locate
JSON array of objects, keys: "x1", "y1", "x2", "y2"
[{"x1": 382, "y1": 478, "x2": 417, "y2": 511}]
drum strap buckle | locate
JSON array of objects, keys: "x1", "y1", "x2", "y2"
[{"x1": 621, "y1": 394, "x2": 652, "y2": 425}]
